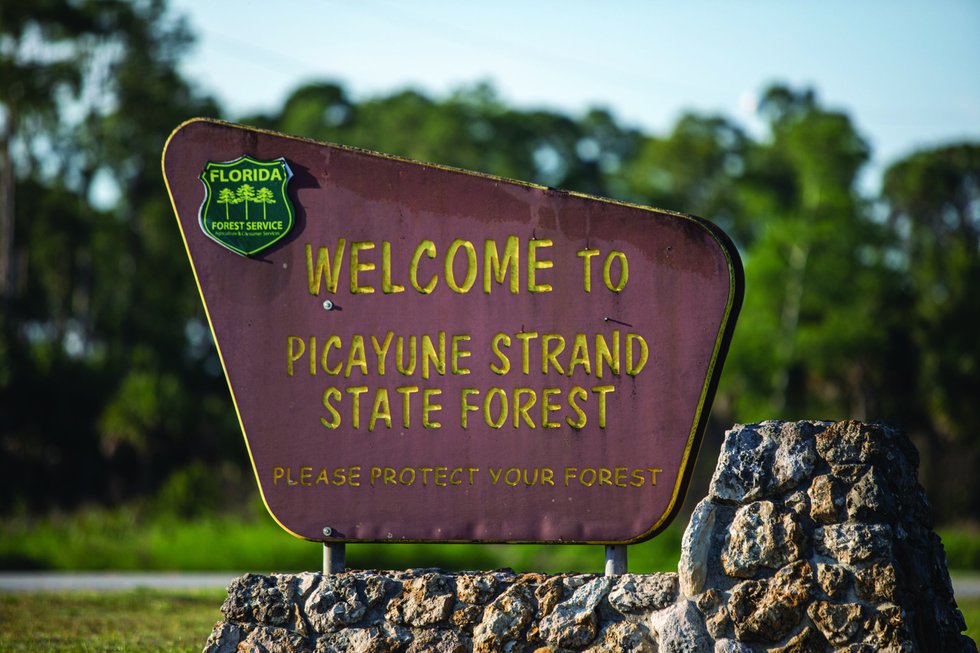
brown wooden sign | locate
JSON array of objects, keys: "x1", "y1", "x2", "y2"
[{"x1": 162, "y1": 119, "x2": 743, "y2": 544}]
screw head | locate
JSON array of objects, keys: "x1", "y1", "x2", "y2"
[
  {"x1": 322, "y1": 300, "x2": 334, "y2": 311},
  {"x1": 322, "y1": 526, "x2": 333, "y2": 537}
]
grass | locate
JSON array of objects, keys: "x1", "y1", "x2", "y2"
[
  {"x1": 0, "y1": 589, "x2": 975, "y2": 651},
  {"x1": 961, "y1": 597, "x2": 980, "y2": 644},
  {"x1": 0, "y1": 589, "x2": 225, "y2": 652},
  {"x1": 0, "y1": 506, "x2": 682, "y2": 574}
]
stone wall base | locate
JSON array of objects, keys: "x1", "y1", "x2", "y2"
[{"x1": 203, "y1": 421, "x2": 977, "y2": 652}]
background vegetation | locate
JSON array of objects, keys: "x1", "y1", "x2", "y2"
[{"x1": 1, "y1": 0, "x2": 978, "y2": 575}]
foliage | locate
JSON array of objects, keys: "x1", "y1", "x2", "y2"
[
  {"x1": 0, "y1": 502, "x2": 682, "y2": 574},
  {"x1": 0, "y1": 589, "x2": 224, "y2": 652},
  {"x1": 1, "y1": 0, "x2": 979, "y2": 536}
]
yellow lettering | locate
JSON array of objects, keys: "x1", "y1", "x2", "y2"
[
  {"x1": 515, "y1": 331, "x2": 539, "y2": 375},
  {"x1": 346, "y1": 386, "x2": 368, "y2": 429},
  {"x1": 371, "y1": 332, "x2": 394, "y2": 375},
  {"x1": 305, "y1": 240, "x2": 346, "y2": 295},
  {"x1": 484, "y1": 236, "x2": 520, "y2": 294},
  {"x1": 422, "y1": 388, "x2": 442, "y2": 428},
  {"x1": 445, "y1": 239, "x2": 478, "y2": 293},
  {"x1": 395, "y1": 336, "x2": 417, "y2": 375},
  {"x1": 567, "y1": 334, "x2": 591, "y2": 376},
  {"x1": 421, "y1": 332, "x2": 446, "y2": 379},
  {"x1": 410, "y1": 240, "x2": 438, "y2": 294},
  {"x1": 541, "y1": 388, "x2": 561, "y2": 428},
  {"x1": 451, "y1": 334, "x2": 471, "y2": 375},
  {"x1": 369, "y1": 388, "x2": 392, "y2": 431},
  {"x1": 350, "y1": 241, "x2": 376, "y2": 294},
  {"x1": 287, "y1": 336, "x2": 305, "y2": 376},
  {"x1": 595, "y1": 331, "x2": 620, "y2": 378},
  {"x1": 320, "y1": 388, "x2": 341, "y2": 428},
  {"x1": 490, "y1": 333, "x2": 511, "y2": 375},
  {"x1": 460, "y1": 388, "x2": 480, "y2": 428},
  {"x1": 542, "y1": 334, "x2": 566, "y2": 375},
  {"x1": 577, "y1": 248, "x2": 600, "y2": 292},
  {"x1": 514, "y1": 388, "x2": 537, "y2": 428},
  {"x1": 603, "y1": 251, "x2": 629, "y2": 292},
  {"x1": 381, "y1": 241, "x2": 405, "y2": 294},
  {"x1": 396, "y1": 386, "x2": 418, "y2": 427},
  {"x1": 626, "y1": 333, "x2": 649, "y2": 375},
  {"x1": 345, "y1": 335, "x2": 368, "y2": 378},
  {"x1": 566, "y1": 386, "x2": 587, "y2": 428},
  {"x1": 592, "y1": 385, "x2": 615, "y2": 428},
  {"x1": 484, "y1": 388, "x2": 507, "y2": 428},
  {"x1": 527, "y1": 238, "x2": 554, "y2": 293}
]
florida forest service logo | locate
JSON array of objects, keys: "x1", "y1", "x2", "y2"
[{"x1": 199, "y1": 155, "x2": 294, "y2": 256}]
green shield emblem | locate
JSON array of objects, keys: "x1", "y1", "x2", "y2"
[{"x1": 199, "y1": 156, "x2": 294, "y2": 256}]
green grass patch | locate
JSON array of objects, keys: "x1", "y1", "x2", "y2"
[
  {"x1": 941, "y1": 526, "x2": 980, "y2": 571},
  {"x1": 960, "y1": 596, "x2": 980, "y2": 644},
  {"x1": 0, "y1": 589, "x2": 225, "y2": 652},
  {"x1": 0, "y1": 506, "x2": 681, "y2": 574}
]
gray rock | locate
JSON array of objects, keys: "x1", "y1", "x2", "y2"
[
  {"x1": 817, "y1": 522, "x2": 893, "y2": 566},
  {"x1": 361, "y1": 572, "x2": 399, "y2": 608},
  {"x1": 679, "y1": 499, "x2": 718, "y2": 597},
  {"x1": 202, "y1": 621, "x2": 247, "y2": 653},
  {"x1": 846, "y1": 466, "x2": 893, "y2": 522},
  {"x1": 608, "y1": 572, "x2": 678, "y2": 613},
  {"x1": 472, "y1": 583, "x2": 534, "y2": 653},
  {"x1": 854, "y1": 563, "x2": 899, "y2": 603},
  {"x1": 223, "y1": 573, "x2": 291, "y2": 626},
  {"x1": 406, "y1": 628, "x2": 472, "y2": 653},
  {"x1": 304, "y1": 574, "x2": 367, "y2": 634},
  {"x1": 713, "y1": 639, "x2": 752, "y2": 653},
  {"x1": 709, "y1": 422, "x2": 780, "y2": 503},
  {"x1": 649, "y1": 599, "x2": 712, "y2": 653},
  {"x1": 238, "y1": 624, "x2": 311, "y2": 653},
  {"x1": 584, "y1": 620, "x2": 655, "y2": 652},
  {"x1": 538, "y1": 576, "x2": 611, "y2": 649},
  {"x1": 314, "y1": 623, "x2": 411, "y2": 653},
  {"x1": 767, "y1": 625, "x2": 826, "y2": 652},
  {"x1": 808, "y1": 473, "x2": 844, "y2": 524},
  {"x1": 387, "y1": 573, "x2": 456, "y2": 628},
  {"x1": 696, "y1": 589, "x2": 731, "y2": 640},
  {"x1": 771, "y1": 421, "x2": 821, "y2": 492},
  {"x1": 807, "y1": 600, "x2": 865, "y2": 646},
  {"x1": 721, "y1": 500, "x2": 804, "y2": 577},
  {"x1": 727, "y1": 561, "x2": 813, "y2": 643},
  {"x1": 456, "y1": 573, "x2": 498, "y2": 604},
  {"x1": 815, "y1": 420, "x2": 880, "y2": 465},
  {"x1": 816, "y1": 562, "x2": 850, "y2": 600}
]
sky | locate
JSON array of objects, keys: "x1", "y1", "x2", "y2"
[{"x1": 169, "y1": 0, "x2": 980, "y2": 190}]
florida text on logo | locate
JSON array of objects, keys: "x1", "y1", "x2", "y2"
[{"x1": 198, "y1": 155, "x2": 294, "y2": 256}]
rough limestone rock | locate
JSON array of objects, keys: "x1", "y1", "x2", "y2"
[{"x1": 202, "y1": 421, "x2": 976, "y2": 652}]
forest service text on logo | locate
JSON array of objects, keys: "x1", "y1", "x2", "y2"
[{"x1": 198, "y1": 155, "x2": 294, "y2": 256}]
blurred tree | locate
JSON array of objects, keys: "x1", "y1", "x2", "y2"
[
  {"x1": 880, "y1": 144, "x2": 980, "y2": 519},
  {"x1": 716, "y1": 86, "x2": 897, "y2": 423},
  {"x1": 0, "y1": 0, "x2": 238, "y2": 512},
  {"x1": 244, "y1": 81, "x2": 642, "y2": 197},
  {"x1": 622, "y1": 113, "x2": 752, "y2": 246}
]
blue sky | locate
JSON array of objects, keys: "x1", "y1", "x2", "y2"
[{"x1": 170, "y1": 0, "x2": 979, "y2": 189}]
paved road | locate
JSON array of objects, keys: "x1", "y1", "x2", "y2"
[
  {"x1": 2, "y1": 571, "x2": 980, "y2": 599},
  {"x1": 0, "y1": 572, "x2": 241, "y2": 592}
]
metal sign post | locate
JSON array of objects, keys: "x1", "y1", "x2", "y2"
[{"x1": 604, "y1": 545, "x2": 628, "y2": 576}]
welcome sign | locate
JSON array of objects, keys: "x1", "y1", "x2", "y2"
[{"x1": 162, "y1": 119, "x2": 743, "y2": 544}]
